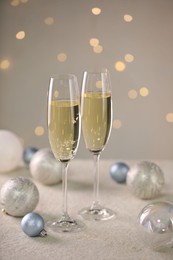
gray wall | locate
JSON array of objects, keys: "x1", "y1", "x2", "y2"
[{"x1": 1, "y1": 0, "x2": 173, "y2": 160}]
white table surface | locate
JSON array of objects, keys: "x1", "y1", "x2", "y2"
[{"x1": 1, "y1": 159, "x2": 173, "y2": 260}]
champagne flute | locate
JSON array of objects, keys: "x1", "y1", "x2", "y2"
[
  {"x1": 47, "y1": 74, "x2": 85, "y2": 232},
  {"x1": 79, "y1": 69, "x2": 115, "y2": 221}
]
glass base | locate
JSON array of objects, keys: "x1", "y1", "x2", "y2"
[
  {"x1": 46, "y1": 214, "x2": 86, "y2": 233},
  {"x1": 79, "y1": 202, "x2": 115, "y2": 221}
]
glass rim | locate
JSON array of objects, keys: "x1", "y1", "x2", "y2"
[
  {"x1": 49, "y1": 73, "x2": 77, "y2": 80},
  {"x1": 83, "y1": 68, "x2": 110, "y2": 75}
]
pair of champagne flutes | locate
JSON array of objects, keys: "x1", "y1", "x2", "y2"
[{"x1": 47, "y1": 69, "x2": 115, "y2": 233}]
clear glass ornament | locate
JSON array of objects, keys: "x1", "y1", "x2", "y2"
[{"x1": 138, "y1": 201, "x2": 173, "y2": 251}]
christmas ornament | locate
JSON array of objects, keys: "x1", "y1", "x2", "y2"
[
  {"x1": 127, "y1": 161, "x2": 164, "y2": 199},
  {"x1": 21, "y1": 212, "x2": 47, "y2": 237},
  {"x1": 138, "y1": 201, "x2": 173, "y2": 251},
  {"x1": 0, "y1": 176, "x2": 39, "y2": 217},
  {"x1": 29, "y1": 148, "x2": 61, "y2": 185},
  {"x1": 0, "y1": 130, "x2": 23, "y2": 172},
  {"x1": 23, "y1": 147, "x2": 38, "y2": 165},
  {"x1": 110, "y1": 162, "x2": 129, "y2": 183}
]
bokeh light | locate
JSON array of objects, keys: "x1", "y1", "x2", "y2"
[
  {"x1": 57, "y1": 53, "x2": 67, "y2": 62},
  {"x1": 139, "y1": 87, "x2": 149, "y2": 97},
  {"x1": 20, "y1": 0, "x2": 28, "y2": 3},
  {"x1": 124, "y1": 53, "x2": 134, "y2": 63},
  {"x1": 114, "y1": 61, "x2": 126, "y2": 72},
  {"x1": 92, "y1": 7, "x2": 101, "y2": 15},
  {"x1": 44, "y1": 17, "x2": 54, "y2": 25},
  {"x1": 11, "y1": 0, "x2": 20, "y2": 6},
  {"x1": 96, "y1": 80, "x2": 102, "y2": 89},
  {"x1": 35, "y1": 126, "x2": 45, "y2": 136},
  {"x1": 113, "y1": 119, "x2": 122, "y2": 129},
  {"x1": 16, "y1": 31, "x2": 25, "y2": 40},
  {"x1": 166, "y1": 113, "x2": 173, "y2": 123},
  {"x1": 89, "y1": 38, "x2": 99, "y2": 47},
  {"x1": 128, "y1": 89, "x2": 138, "y2": 99},
  {"x1": 124, "y1": 14, "x2": 133, "y2": 22},
  {"x1": 54, "y1": 90, "x2": 59, "y2": 98},
  {"x1": 93, "y1": 45, "x2": 103, "y2": 54},
  {"x1": 11, "y1": 0, "x2": 28, "y2": 5},
  {"x1": 0, "y1": 59, "x2": 10, "y2": 70}
]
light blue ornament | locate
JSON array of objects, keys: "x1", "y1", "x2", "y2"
[
  {"x1": 21, "y1": 212, "x2": 47, "y2": 237},
  {"x1": 23, "y1": 147, "x2": 38, "y2": 165},
  {"x1": 110, "y1": 162, "x2": 129, "y2": 183}
]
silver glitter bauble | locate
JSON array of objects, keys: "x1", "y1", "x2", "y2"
[
  {"x1": 0, "y1": 177, "x2": 39, "y2": 217},
  {"x1": 29, "y1": 148, "x2": 61, "y2": 185},
  {"x1": 21, "y1": 212, "x2": 47, "y2": 237},
  {"x1": 127, "y1": 161, "x2": 165, "y2": 199},
  {"x1": 138, "y1": 201, "x2": 173, "y2": 251}
]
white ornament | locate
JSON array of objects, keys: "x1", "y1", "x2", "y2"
[
  {"x1": 0, "y1": 176, "x2": 39, "y2": 217},
  {"x1": 0, "y1": 130, "x2": 23, "y2": 172},
  {"x1": 29, "y1": 148, "x2": 62, "y2": 185},
  {"x1": 127, "y1": 161, "x2": 165, "y2": 199}
]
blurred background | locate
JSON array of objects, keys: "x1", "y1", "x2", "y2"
[{"x1": 0, "y1": 0, "x2": 173, "y2": 160}]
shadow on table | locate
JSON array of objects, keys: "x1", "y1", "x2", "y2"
[{"x1": 68, "y1": 179, "x2": 92, "y2": 191}]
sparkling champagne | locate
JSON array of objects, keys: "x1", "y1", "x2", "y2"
[
  {"x1": 48, "y1": 100, "x2": 80, "y2": 162},
  {"x1": 82, "y1": 92, "x2": 112, "y2": 153}
]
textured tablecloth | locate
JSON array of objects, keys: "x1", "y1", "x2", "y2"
[{"x1": 1, "y1": 159, "x2": 173, "y2": 260}]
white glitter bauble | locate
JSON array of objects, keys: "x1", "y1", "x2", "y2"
[
  {"x1": 0, "y1": 130, "x2": 23, "y2": 172},
  {"x1": 0, "y1": 176, "x2": 39, "y2": 217},
  {"x1": 29, "y1": 148, "x2": 61, "y2": 185},
  {"x1": 127, "y1": 161, "x2": 165, "y2": 199}
]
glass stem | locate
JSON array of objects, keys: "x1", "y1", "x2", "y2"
[
  {"x1": 61, "y1": 161, "x2": 69, "y2": 217},
  {"x1": 93, "y1": 153, "x2": 101, "y2": 207}
]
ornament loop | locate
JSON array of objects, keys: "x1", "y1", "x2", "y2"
[{"x1": 40, "y1": 229, "x2": 47, "y2": 237}]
